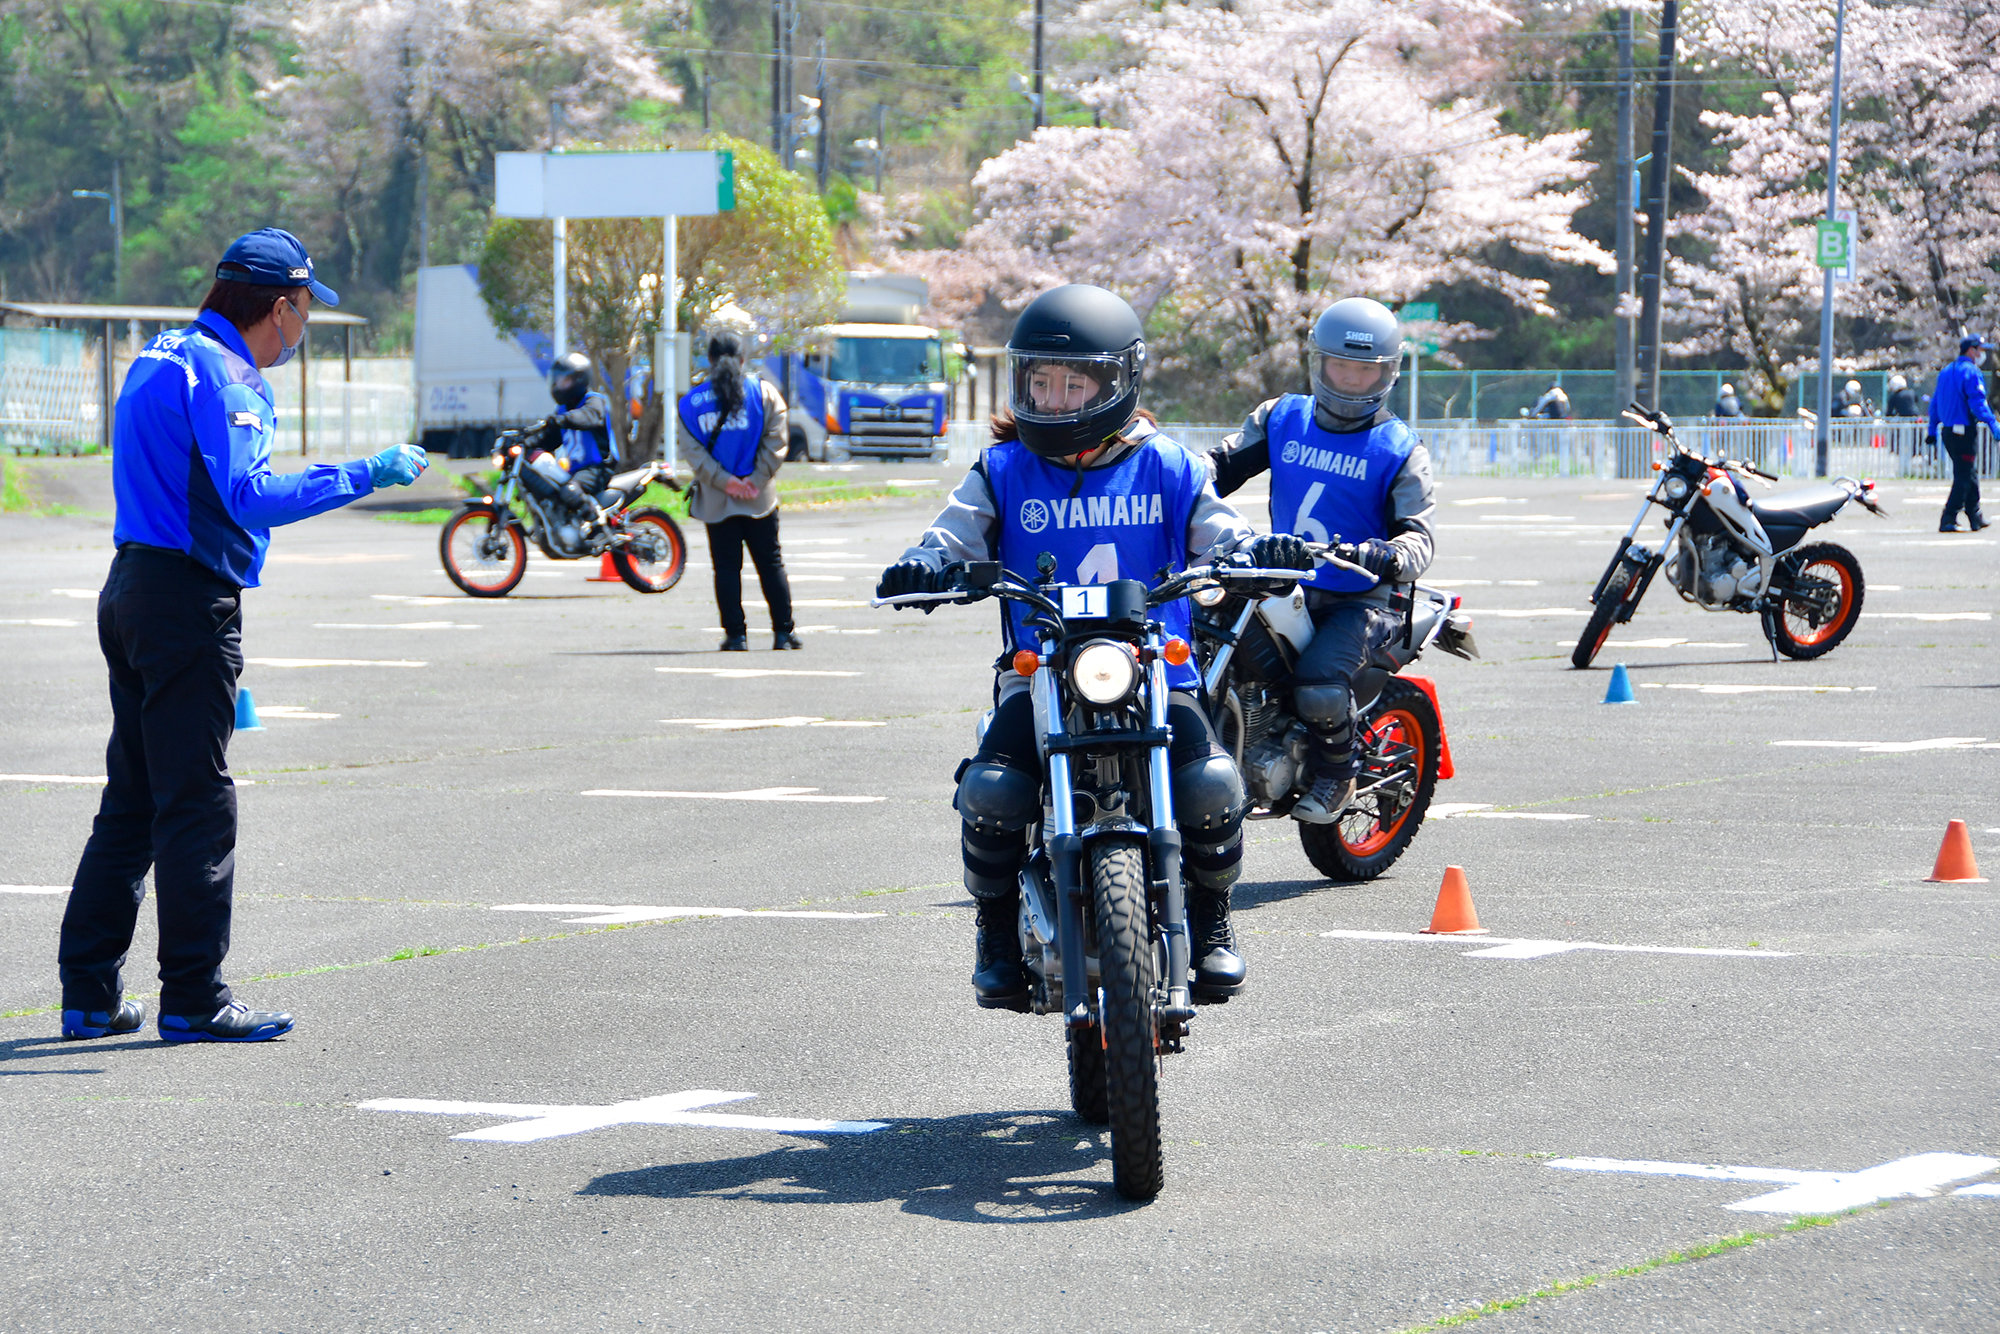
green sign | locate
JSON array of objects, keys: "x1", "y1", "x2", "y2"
[
  {"x1": 1399, "y1": 302, "x2": 1440, "y2": 355},
  {"x1": 1815, "y1": 219, "x2": 1851, "y2": 270}
]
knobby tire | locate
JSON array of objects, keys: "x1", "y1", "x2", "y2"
[
  {"x1": 1770, "y1": 542, "x2": 1863, "y2": 660},
  {"x1": 1298, "y1": 677, "x2": 1442, "y2": 882},
  {"x1": 440, "y1": 509, "x2": 526, "y2": 598},
  {"x1": 612, "y1": 508, "x2": 688, "y2": 593},
  {"x1": 1572, "y1": 565, "x2": 1635, "y2": 669},
  {"x1": 1089, "y1": 838, "x2": 1163, "y2": 1200}
]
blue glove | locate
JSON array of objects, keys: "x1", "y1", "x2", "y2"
[
  {"x1": 1354, "y1": 538, "x2": 1398, "y2": 580},
  {"x1": 367, "y1": 445, "x2": 428, "y2": 488}
]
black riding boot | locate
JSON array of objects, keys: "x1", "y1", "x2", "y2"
[
  {"x1": 972, "y1": 895, "x2": 1030, "y2": 1010},
  {"x1": 1188, "y1": 885, "x2": 1247, "y2": 1000}
]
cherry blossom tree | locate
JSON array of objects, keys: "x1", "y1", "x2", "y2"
[{"x1": 913, "y1": 0, "x2": 1613, "y2": 409}]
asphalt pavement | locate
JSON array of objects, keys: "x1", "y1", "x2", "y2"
[{"x1": 2, "y1": 458, "x2": 1995, "y2": 1332}]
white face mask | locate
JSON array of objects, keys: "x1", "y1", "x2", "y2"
[{"x1": 267, "y1": 298, "x2": 304, "y2": 368}]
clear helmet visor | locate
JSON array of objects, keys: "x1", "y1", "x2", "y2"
[
  {"x1": 1315, "y1": 353, "x2": 1397, "y2": 406},
  {"x1": 1009, "y1": 353, "x2": 1131, "y2": 423}
]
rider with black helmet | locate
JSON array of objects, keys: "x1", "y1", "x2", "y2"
[
  {"x1": 877, "y1": 284, "x2": 1312, "y2": 1008},
  {"x1": 1208, "y1": 296, "x2": 1437, "y2": 824},
  {"x1": 517, "y1": 351, "x2": 620, "y2": 529}
]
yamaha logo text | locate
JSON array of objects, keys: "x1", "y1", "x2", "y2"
[{"x1": 1021, "y1": 494, "x2": 1165, "y2": 533}]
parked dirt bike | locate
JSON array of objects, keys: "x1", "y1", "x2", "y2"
[
  {"x1": 1572, "y1": 404, "x2": 1886, "y2": 669},
  {"x1": 874, "y1": 552, "x2": 1308, "y2": 1200},
  {"x1": 439, "y1": 428, "x2": 688, "y2": 597},
  {"x1": 1192, "y1": 542, "x2": 1477, "y2": 882}
]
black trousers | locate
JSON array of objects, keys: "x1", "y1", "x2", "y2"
[
  {"x1": 1941, "y1": 426, "x2": 1984, "y2": 526},
  {"x1": 706, "y1": 510, "x2": 794, "y2": 638},
  {"x1": 1292, "y1": 594, "x2": 1401, "y2": 777},
  {"x1": 59, "y1": 546, "x2": 244, "y2": 1018}
]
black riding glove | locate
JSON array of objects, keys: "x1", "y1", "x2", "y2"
[
  {"x1": 1248, "y1": 533, "x2": 1313, "y2": 572},
  {"x1": 877, "y1": 559, "x2": 951, "y2": 600},
  {"x1": 1354, "y1": 538, "x2": 1399, "y2": 580}
]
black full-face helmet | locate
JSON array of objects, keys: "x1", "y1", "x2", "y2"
[
  {"x1": 1310, "y1": 297, "x2": 1402, "y2": 429},
  {"x1": 1006, "y1": 284, "x2": 1147, "y2": 460},
  {"x1": 549, "y1": 351, "x2": 593, "y2": 409}
]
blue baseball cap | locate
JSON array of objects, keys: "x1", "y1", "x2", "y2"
[
  {"x1": 1961, "y1": 333, "x2": 1995, "y2": 352},
  {"x1": 215, "y1": 227, "x2": 339, "y2": 307}
]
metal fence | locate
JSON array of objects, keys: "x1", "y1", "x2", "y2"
[{"x1": 2, "y1": 361, "x2": 100, "y2": 453}]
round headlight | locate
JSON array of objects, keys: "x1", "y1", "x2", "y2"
[
  {"x1": 1191, "y1": 581, "x2": 1226, "y2": 607},
  {"x1": 1662, "y1": 474, "x2": 1690, "y2": 500},
  {"x1": 491, "y1": 451, "x2": 505, "y2": 469},
  {"x1": 1070, "y1": 640, "x2": 1139, "y2": 705}
]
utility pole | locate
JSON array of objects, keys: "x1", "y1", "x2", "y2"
[
  {"x1": 771, "y1": 0, "x2": 784, "y2": 159},
  {"x1": 814, "y1": 38, "x2": 829, "y2": 194},
  {"x1": 71, "y1": 160, "x2": 123, "y2": 301},
  {"x1": 1815, "y1": 0, "x2": 1851, "y2": 477},
  {"x1": 418, "y1": 151, "x2": 431, "y2": 269},
  {"x1": 1635, "y1": 0, "x2": 1678, "y2": 409},
  {"x1": 1614, "y1": 10, "x2": 1636, "y2": 412},
  {"x1": 875, "y1": 103, "x2": 886, "y2": 193},
  {"x1": 1033, "y1": 0, "x2": 1046, "y2": 129}
]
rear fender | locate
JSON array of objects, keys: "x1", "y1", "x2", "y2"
[{"x1": 1395, "y1": 673, "x2": 1453, "y2": 780}]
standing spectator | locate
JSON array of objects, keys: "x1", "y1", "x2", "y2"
[
  {"x1": 1927, "y1": 334, "x2": 1999, "y2": 532},
  {"x1": 60, "y1": 227, "x2": 428, "y2": 1044},
  {"x1": 1531, "y1": 381, "x2": 1571, "y2": 419},
  {"x1": 1885, "y1": 374, "x2": 1920, "y2": 417},
  {"x1": 1715, "y1": 382, "x2": 1744, "y2": 418},
  {"x1": 677, "y1": 330, "x2": 800, "y2": 650}
]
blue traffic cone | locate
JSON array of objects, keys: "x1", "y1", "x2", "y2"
[
  {"x1": 1602, "y1": 662, "x2": 1637, "y2": 705},
  {"x1": 234, "y1": 687, "x2": 265, "y2": 732}
]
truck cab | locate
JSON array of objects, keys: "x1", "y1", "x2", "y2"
[{"x1": 780, "y1": 322, "x2": 950, "y2": 462}]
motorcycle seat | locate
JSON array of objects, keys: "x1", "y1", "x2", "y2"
[{"x1": 1750, "y1": 484, "x2": 1849, "y2": 527}]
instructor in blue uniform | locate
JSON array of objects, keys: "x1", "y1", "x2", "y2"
[
  {"x1": 58, "y1": 228, "x2": 428, "y2": 1044},
  {"x1": 1927, "y1": 334, "x2": 1998, "y2": 532}
]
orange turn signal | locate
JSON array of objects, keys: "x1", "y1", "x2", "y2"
[
  {"x1": 1162, "y1": 638, "x2": 1192, "y2": 666},
  {"x1": 1011, "y1": 649, "x2": 1040, "y2": 677},
  {"x1": 1650, "y1": 460, "x2": 1664, "y2": 471}
]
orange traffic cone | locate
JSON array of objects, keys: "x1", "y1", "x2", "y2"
[
  {"x1": 1927, "y1": 820, "x2": 1987, "y2": 883},
  {"x1": 586, "y1": 551, "x2": 621, "y2": 582},
  {"x1": 1420, "y1": 865, "x2": 1489, "y2": 935}
]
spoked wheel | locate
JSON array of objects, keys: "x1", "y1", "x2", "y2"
[
  {"x1": 1299, "y1": 677, "x2": 1442, "y2": 882},
  {"x1": 1571, "y1": 565, "x2": 1635, "y2": 669},
  {"x1": 611, "y1": 507, "x2": 687, "y2": 593},
  {"x1": 1769, "y1": 542, "x2": 1864, "y2": 659},
  {"x1": 1066, "y1": 1026, "x2": 1108, "y2": 1125},
  {"x1": 440, "y1": 508, "x2": 527, "y2": 597},
  {"x1": 1089, "y1": 838, "x2": 1162, "y2": 1200}
]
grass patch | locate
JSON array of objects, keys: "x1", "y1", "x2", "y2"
[
  {"x1": 372, "y1": 508, "x2": 455, "y2": 524},
  {"x1": 0, "y1": 461, "x2": 80, "y2": 516},
  {"x1": 386, "y1": 945, "x2": 447, "y2": 961}
]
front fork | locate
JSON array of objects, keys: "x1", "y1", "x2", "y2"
[
  {"x1": 1040, "y1": 662, "x2": 1093, "y2": 1032},
  {"x1": 1143, "y1": 652, "x2": 1194, "y2": 1027}
]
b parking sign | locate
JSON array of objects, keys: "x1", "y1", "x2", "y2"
[{"x1": 1815, "y1": 219, "x2": 1851, "y2": 270}]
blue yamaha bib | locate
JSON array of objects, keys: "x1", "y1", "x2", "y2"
[
  {"x1": 1264, "y1": 394, "x2": 1413, "y2": 593},
  {"x1": 677, "y1": 377, "x2": 766, "y2": 477},
  {"x1": 560, "y1": 390, "x2": 617, "y2": 469},
  {"x1": 986, "y1": 434, "x2": 1206, "y2": 689}
]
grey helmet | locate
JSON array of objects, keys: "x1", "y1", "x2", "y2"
[{"x1": 1310, "y1": 298, "x2": 1402, "y2": 429}]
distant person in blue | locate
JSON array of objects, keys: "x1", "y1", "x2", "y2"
[
  {"x1": 59, "y1": 228, "x2": 428, "y2": 1045},
  {"x1": 517, "y1": 351, "x2": 619, "y2": 531},
  {"x1": 677, "y1": 329, "x2": 797, "y2": 650},
  {"x1": 876, "y1": 284, "x2": 1305, "y2": 1006},
  {"x1": 1715, "y1": 382, "x2": 1745, "y2": 418},
  {"x1": 1927, "y1": 334, "x2": 1999, "y2": 532}
]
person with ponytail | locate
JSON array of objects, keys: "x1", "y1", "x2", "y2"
[{"x1": 677, "y1": 330, "x2": 800, "y2": 650}]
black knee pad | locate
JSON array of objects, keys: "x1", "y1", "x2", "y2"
[
  {"x1": 954, "y1": 759, "x2": 1040, "y2": 834},
  {"x1": 1293, "y1": 682, "x2": 1354, "y2": 731},
  {"x1": 1183, "y1": 830, "x2": 1242, "y2": 892},
  {"x1": 961, "y1": 823, "x2": 1027, "y2": 902},
  {"x1": 1171, "y1": 752, "x2": 1247, "y2": 836}
]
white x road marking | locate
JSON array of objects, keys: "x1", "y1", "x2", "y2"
[
  {"x1": 1549, "y1": 1152, "x2": 2000, "y2": 1213},
  {"x1": 584, "y1": 786, "x2": 883, "y2": 803},
  {"x1": 1321, "y1": 929, "x2": 1791, "y2": 961},
  {"x1": 492, "y1": 902, "x2": 883, "y2": 924},
  {"x1": 359, "y1": 1089, "x2": 890, "y2": 1143}
]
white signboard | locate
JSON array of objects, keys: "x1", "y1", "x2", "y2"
[{"x1": 493, "y1": 151, "x2": 733, "y2": 220}]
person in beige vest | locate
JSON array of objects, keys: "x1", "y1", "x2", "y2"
[{"x1": 676, "y1": 330, "x2": 799, "y2": 650}]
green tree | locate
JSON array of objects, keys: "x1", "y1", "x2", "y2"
[{"x1": 478, "y1": 137, "x2": 840, "y2": 458}]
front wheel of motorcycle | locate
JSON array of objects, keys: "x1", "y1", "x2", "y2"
[
  {"x1": 1769, "y1": 542, "x2": 1864, "y2": 660},
  {"x1": 1298, "y1": 677, "x2": 1442, "y2": 883},
  {"x1": 1066, "y1": 1026, "x2": 1108, "y2": 1125},
  {"x1": 1570, "y1": 564, "x2": 1636, "y2": 669},
  {"x1": 611, "y1": 507, "x2": 688, "y2": 593},
  {"x1": 439, "y1": 508, "x2": 526, "y2": 597},
  {"x1": 1090, "y1": 838, "x2": 1162, "y2": 1200}
]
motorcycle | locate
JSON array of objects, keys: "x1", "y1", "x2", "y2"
[
  {"x1": 439, "y1": 427, "x2": 688, "y2": 597},
  {"x1": 874, "y1": 550, "x2": 1309, "y2": 1200},
  {"x1": 1572, "y1": 404, "x2": 1886, "y2": 669},
  {"x1": 1193, "y1": 542, "x2": 1477, "y2": 883}
]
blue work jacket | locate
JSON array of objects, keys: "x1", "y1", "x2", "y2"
[
  {"x1": 1927, "y1": 357, "x2": 2000, "y2": 439},
  {"x1": 112, "y1": 310, "x2": 373, "y2": 587}
]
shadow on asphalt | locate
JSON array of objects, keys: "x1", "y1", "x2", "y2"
[
  {"x1": 553, "y1": 648, "x2": 712, "y2": 657},
  {"x1": 581, "y1": 1109, "x2": 1145, "y2": 1223},
  {"x1": 1235, "y1": 876, "x2": 1383, "y2": 909},
  {"x1": 0, "y1": 1033, "x2": 155, "y2": 1065}
]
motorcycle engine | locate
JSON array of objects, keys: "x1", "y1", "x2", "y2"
[
  {"x1": 1693, "y1": 534, "x2": 1761, "y2": 603},
  {"x1": 1243, "y1": 721, "x2": 1311, "y2": 807}
]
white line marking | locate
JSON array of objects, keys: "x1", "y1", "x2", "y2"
[
  {"x1": 246, "y1": 657, "x2": 428, "y2": 668},
  {"x1": 1427, "y1": 803, "x2": 1590, "y2": 821},
  {"x1": 1320, "y1": 928, "x2": 1790, "y2": 960},
  {"x1": 360, "y1": 1089, "x2": 889, "y2": 1143},
  {"x1": 1450, "y1": 497, "x2": 1526, "y2": 506},
  {"x1": 1482, "y1": 607, "x2": 1589, "y2": 618},
  {"x1": 883, "y1": 477, "x2": 946, "y2": 486},
  {"x1": 659, "y1": 717, "x2": 885, "y2": 731},
  {"x1": 1555, "y1": 638, "x2": 1748, "y2": 649},
  {"x1": 265, "y1": 552, "x2": 409, "y2": 564},
  {"x1": 0, "y1": 618, "x2": 80, "y2": 627},
  {"x1": 493, "y1": 902, "x2": 884, "y2": 924},
  {"x1": 1957, "y1": 1183, "x2": 2000, "y2": 1198},
  {"x1": 1870, "y1": 584, "x2": 1903, "y2": 591},
  {"x1": 256, "y1": 705, "x2": 341, "y2": 719},
  {"x1": 1864, "y1": 611, "x2": 1991, "y2": 620},
  {"x1": 0, "y1": 885, "x2": 69, "y2": 895},
  {"x1": 50, "y1": 588, "x2": 98, "y2": 599},
  {"x1": 792, "y1": 599, "x2": 869, "y2": 607},
  {"x1": 371, "y1": 594, "x2": 463, "y2": 606},
  {"x1": 655, "y1": 666, "x2": 860, "y2": 679},
  {"x1": 783, "y1": 560, "x2": 898, "y2": 569},
  {"x1": 1478, "y1": 514, "x2": 1575, "y2": 522},
  {"x1": 787, "y1": 575, "x2": 848, "y2": 582},
  {"x1": 1771, "y1": 737, "x2": 1988, "y2": 753},
  {"x1": 0, "y1": 774, "x2": 106, "y2": 785},
  {"x1": 1637, "y1": 683, "x2": 1877, "y2": 695},
  {"x1": 1886, "y1": 539, "x2": 1995, "y2": 547},
  {"x1": 1549, "y1": 1153, "x2": 2000, "y2": 1214},
  {"x1": 312, "y1": 621, "x2": 481, "y2": 630},
  {"x1": 583, "y1": 786, "x2": 885, "y2": 804}
]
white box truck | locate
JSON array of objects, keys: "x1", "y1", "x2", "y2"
[{"x1": 413, "y1": 264, "x2": 553, "y2": 457}]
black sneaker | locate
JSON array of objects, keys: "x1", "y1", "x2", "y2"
[
  {"x1": 773, "y1": 631, "x2": 804, "y2": 650},
  {"x1": 62, "y1": 998, "x2": 145, "y2": 1040},
  {"x1": 719, "y1": 635, "x2": 749, "y2": 652},
  {"x1": 158, "y1": 1002, "x2": 294, "y2": 1044}
]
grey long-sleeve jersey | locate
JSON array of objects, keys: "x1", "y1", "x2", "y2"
[{"x1": 1207, "y1": 397, "x2": 1436, "y2": 591}]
